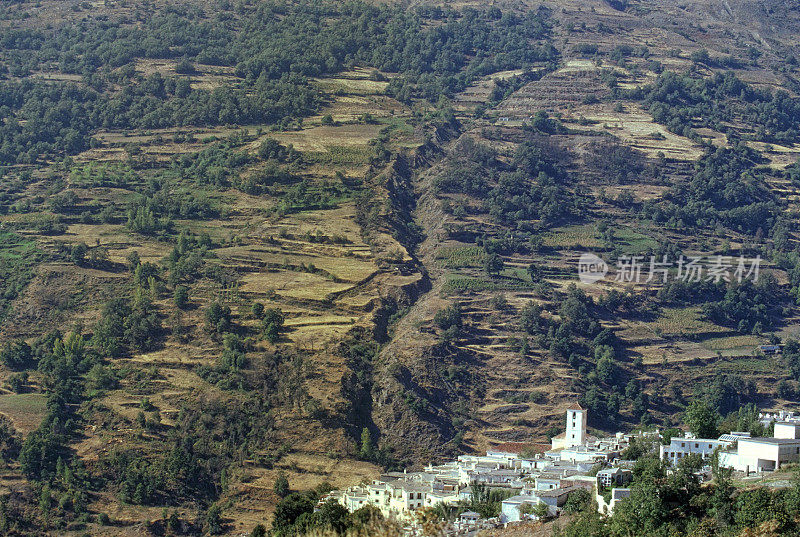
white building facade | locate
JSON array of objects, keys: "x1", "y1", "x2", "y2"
[
  {"x1": 774, "y1": 422, "x2": 800, "y2": 440},
  {"x1": 726, "y1": 438, "x2": 800, "y2": 473},
  {"x1": 659, "y1": 436, "x2": 734, "y2": 464}
]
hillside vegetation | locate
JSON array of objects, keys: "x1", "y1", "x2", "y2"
[{"x1": 0, "y1": 0, "x2": 799, "y2": 535}]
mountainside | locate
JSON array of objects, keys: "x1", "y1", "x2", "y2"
[{"x1": 0, "y1": 0, "x2": 799, "y2": 534}]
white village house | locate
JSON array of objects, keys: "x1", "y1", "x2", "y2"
[
  {"x1": 596, "y1": 467, "x2": 632, "y2": 488},
  {"x1": 500, "y1": 494, "x2": 539, "y2": 523},
  {"x1": 719, "y1": 423, "x2": 800, "y2": 473},
  {"x1": 659, "y1": 434, "x2": 743, "y2": 464}
]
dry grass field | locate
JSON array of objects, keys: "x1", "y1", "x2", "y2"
[{"x1": 0, "y1": 394, "x2": 47, "y2": 434}]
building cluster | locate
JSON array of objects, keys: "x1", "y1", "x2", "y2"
[
  {"x1": 322, "y1": 404, "x2": 800, "y2": 533},
  {"x1": 759, "y1": 409, "x2": 798, "y2": 425},
  {"x1": 663, "y1": 421, "x2": 800, "y2": 474},
  {"x1": 323, "y1": 405, "x2": 644, "y2": 529}
]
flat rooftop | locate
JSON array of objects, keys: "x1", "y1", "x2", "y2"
[{"x1": 740, "y1": 437, "x2": 800, "y2": 445}]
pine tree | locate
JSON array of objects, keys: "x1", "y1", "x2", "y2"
[
  {"x1": 359, "y1": 427, "x2": 373, "y2": 460},
  {"x1": 274, "y1": 471, "x2": 290, "y2": 498}
]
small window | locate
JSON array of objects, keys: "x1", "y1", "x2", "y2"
[{"x1": 695, "y1": 443, "x2": 699, "y2": 448}]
